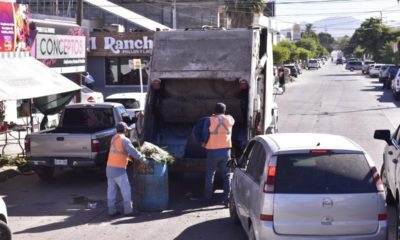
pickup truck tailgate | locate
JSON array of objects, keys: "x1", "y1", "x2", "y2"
[{"x1": 30, "y1": 134, "x2": 92, "y2": 158}]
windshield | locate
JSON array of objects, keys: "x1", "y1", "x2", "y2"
[{"x1": 106, "y1": 98, "x2": 141, "y2": 109}]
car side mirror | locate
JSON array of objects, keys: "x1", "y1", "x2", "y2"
[
  {"x1": 374, "y1": 129, "x2": 392, "y2": 146},
  {"x1": 227, "y1": 158, "x2": 238, "y2": 168}
]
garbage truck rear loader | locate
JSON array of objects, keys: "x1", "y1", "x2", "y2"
[{"x1": 142, "y1": 28, "x2": 278, "y2": 173}]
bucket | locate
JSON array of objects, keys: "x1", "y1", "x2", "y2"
[{"x1": 132, "y1": 159, "x2": 169, "y2": 211}]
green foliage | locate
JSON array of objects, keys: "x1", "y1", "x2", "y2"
[
  {"x1": 296, "y1": 38, "x2": 318, "y2": 57},
  {"x1": 301, "y1": 24, "x2": 318, "y2": 40},
  {"x1": 353, "y1": 46, "x2": 364, "y2": 58},
  {"x1": 0, "y1": 155, "x2": 27, "y2": 167},
  {"x1": 273, "y1": 45, "x2": 290, "y2": 64},
  {"x1": 277, "y1": 41, "x2": 298, "y2": 62},
  {"x1": 225, "y1": 0, "x2": 266, "y2": 14},
  {"x1": 318, "y1": 32, "x2": 335, "y2": 53},
  {"x1": 297, "y1": 47, "x2": 312, "y2": 60},
  {"x1": 378, "y1": 42, "x2": 398, "y2": 64}
]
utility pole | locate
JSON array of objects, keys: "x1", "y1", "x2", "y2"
[
  {"x1": 76, "y1": 0, "x2": 83, "y2": 102},
  {"x1": 172, "y1": 0, "x2": 177, "y2": 29}
]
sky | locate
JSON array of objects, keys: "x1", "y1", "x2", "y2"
[{"x1": 274, "y1": 0, "x2": 400, "y2": 33}]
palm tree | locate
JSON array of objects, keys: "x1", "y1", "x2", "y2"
[{"x1": 225, "y1": 0, "x2": 266, "y2": 28}]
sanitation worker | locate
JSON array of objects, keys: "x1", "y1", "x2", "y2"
[
  {"x1": 107, "y1": 122, "x2": 147, "y2": 217},
  {"x1": 202, "y1": 103, "x2": 235, "y2": 207}
]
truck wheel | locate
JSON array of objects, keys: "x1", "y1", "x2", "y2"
[
  {"x1": 34, "y1": 166, "x2": 54, "y2": 181},
  {"x1": 0, "y1": 220, "x2": 11, "y2": 240}
]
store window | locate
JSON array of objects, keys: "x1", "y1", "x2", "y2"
[{"x1": 105, "y1": 57, "x2": 149, "y2": 86}]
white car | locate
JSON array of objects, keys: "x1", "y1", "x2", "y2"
[
  {"x1": 307, "y1": 59, "x2": 319, "y2": 70},
  {"x1": 369, "y1": 64, "x2": 384, "y2": 78},
  {"x1": 81, "y1": 86, "x2": 104, "y2": 104},
  {"x1": 105, "y1": 92, "x2": 146, "y2": 119},
  {"x1": 230, "y1": 133, "x2": 387, "y2": 240},
  {"x1": 0, "y1": 197, "x2": 11, "y2": 240},
  {"x1": 391, "y1": 69, "x2": 400, "y2": 100}
]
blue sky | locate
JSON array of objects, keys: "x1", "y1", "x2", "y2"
[{"x1": 274, "y1": 0, "x2": 400, "y2": 30}]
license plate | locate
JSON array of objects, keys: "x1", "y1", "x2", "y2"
[{"x1": 54, "y1": 159, "x2": 68, "y2": 166}]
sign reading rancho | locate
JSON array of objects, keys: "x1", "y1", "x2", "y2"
[{"x1": 88, "y1": 32, "x2": 154, "y2": 57}]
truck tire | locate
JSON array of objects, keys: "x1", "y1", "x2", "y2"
[
  {"x1": 0, "y1": 220, "x2": 11, "y2": 240},
  {"x1": 34, "y1": 166, "x2": 54, "y2": 181}
]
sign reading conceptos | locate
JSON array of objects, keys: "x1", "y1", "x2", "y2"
[
  {"x1": 33, "y1": 22, "x2": 87, "y2": 74},
  {"x1": 88, "y1": 32, "x2": 154, "y2": 57}
]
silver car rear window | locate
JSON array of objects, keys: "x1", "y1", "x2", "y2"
[{"x1": 275, "y1": 153, "x2": 376, "y2": 194}]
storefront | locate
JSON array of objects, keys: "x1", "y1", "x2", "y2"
[
  {"x1": 0, "y1": 1, "x2": 83, "y2": 129},
  {"x1": 87, "y1": 32, "x2": 154, "y2": 96}
]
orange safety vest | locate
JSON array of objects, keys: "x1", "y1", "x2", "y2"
[
  {"x1": 107, "y1": 134, "x2": 129, "y2": 169},
  {"x1": 205, "y1": 114, "x2": 233, "y2": 150}
]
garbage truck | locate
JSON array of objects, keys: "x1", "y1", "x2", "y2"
[{"x1": 141, "y1": 28, "x2": 278, "y2": 173}]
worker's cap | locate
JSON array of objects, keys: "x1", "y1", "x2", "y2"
[
  {"x1": 116, "y1": 122, "x2": 132, "y2": 132},
  {"x1": 214, "y1": 102, "x2": 226, "y2": 114}
]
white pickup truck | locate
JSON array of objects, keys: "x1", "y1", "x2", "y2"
[{"x1": 25, "y1": 102, "x2": 136, "y2": 180}]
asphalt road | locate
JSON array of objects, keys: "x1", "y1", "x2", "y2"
[{"x1": 2, "y1": 62, "x2": 400, "y2": 240}]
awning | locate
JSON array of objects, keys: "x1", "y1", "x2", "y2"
[
  {"x1": 0, "y1": 52, "x2": 82, "y2": 101},
  {"x1": 84, "y1": 0, "x2": 171, "y2": 31}
]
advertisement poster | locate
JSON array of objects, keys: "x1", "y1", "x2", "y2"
[
  {"x1": 34, "y1": 22, "x2": 87, "y2": 73},
  {"x1": 0, "y1": 2, "x2": 32, "y2": 52}
]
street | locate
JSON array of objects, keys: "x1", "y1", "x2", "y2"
[{"x1": 2, "y1": 61, "x2": 400, "y2": 240}]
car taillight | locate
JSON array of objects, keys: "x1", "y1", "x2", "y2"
[
  {"x1": 91, "y1": 139, "x2": 100, "y2": 152},
  {"x1": 378, "y1": 213, "x2": 387, "y2": 221},
  {"x1": 310, "y1": 149, "x2": 331, "y2": 154},
  {"x1": 261, "y1": 157, "x2": 277, "y2": 222},
  {"x1": 87, "y1": 96, "x2": 95, "y2": 103},
  {"x1": 263, "y1": 164, "x2": 276, "y2": 193},
  {"x1": 24, "y1": 137, "x2": 30, "y2": 153},
  {"x1": 371, "y1": 167, "x2": 384, "y2": 192},
  {"x1": 239, "y1": 79, "x2": 248, "y2": 89}
]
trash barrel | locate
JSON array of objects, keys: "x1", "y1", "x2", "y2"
[{"x1": 132, "y1": 159, "x2": 169, "y2": 211}]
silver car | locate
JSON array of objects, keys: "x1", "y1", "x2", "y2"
[
  {"x1": 229, "y1": 133, "x2": 387, "y2": 240},
  {"x1": 0, "y1": 197, "x2": 11, "y2": 240}
]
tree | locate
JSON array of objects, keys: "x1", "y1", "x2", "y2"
[
  {"x1": 225, "y1": 0, "x2": 266, "y2": 28},
  {"x1": 273, "y1": 45, "x2": 290, "y2": 65},
  {"x1": 302, "y1": 23, "x2": 318, "y2": 40},
  {"x1": 296, "y1": 37, "x2": 318, "y2": 57},
  {"x1": 352, "y1": 46, "x2": 364, "y2": 59},
  {"x1": 278, "y1": 41, "x2": 298, "y2": 62},
  {"x1": 297, "y1": 47, "x2": 312, "y2": 61},
  {"x1": 318, "y1": 32, "x2": 335, "y2": 53}
]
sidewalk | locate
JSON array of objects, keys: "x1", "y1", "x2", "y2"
[{"x1": 0, "y1": 130, "x2": 28, "y2": 182}]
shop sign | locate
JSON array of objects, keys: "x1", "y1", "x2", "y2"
[
  {"x1": 88, "y1": 32, "x2": 154, "y2": 57},
  {"x1": 33, "y1": 22, "x2": 87, "y2": 73},
  {"x1": 0, "y1": 2, "x2": 33, "y2": 52},
  {"x1": 36, "y1": 34, "x2": 85, "y2": 59}
]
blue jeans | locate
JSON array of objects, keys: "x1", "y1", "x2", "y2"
[
  {"x1": 107, "y1": 171, "x2": 133, "y2": 215},
  {"x1": 203, "y1": 149, "x2": 231, "y2": 203}
]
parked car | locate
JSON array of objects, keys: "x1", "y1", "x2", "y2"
[
  {"x1": 374, "y1": 127, "x2": 400, "y2": 240},
  {"x1": 229, "y1": 133, "x2": 387, "y2": 240},
  {"x1": 307, "y1": 59, "x2": 319, "y2": 69},
  {"x1": 25, "y1": 103, "x2": 137, "y2": 180},
  {"x1": 378, "y1": 64, "x2": 394, "y2": 83},
  {"x1": 345, "y1": 61, "x2": 363, "y2": 71},
  {"x1": 391, "y1": 68, "x2": 400, "y2": 100},
  {"x1": 369, "y1": 64, "x2": 384, "y2": 78},
  {"x1": 362, "y1": 60, "x2": 375, "y2": 74},
  {"x1": 336, "y1": 58, "x2": 344, "y2": 65},
  {"x1": 384, "y1": 66, "x2": 400, "y2": 89},
  {"x1": 80, "y1": 86, "x2": 104, "y2": 104},
  {"x1": 0, "y1": 197, "x2": 11, "y2": 240},
  {"x1": 105, "y1": 92, "x2": 146, "y2": 119},
  {"x1": 283, "y1": 64, "x2": 298, "y2": 78}
]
